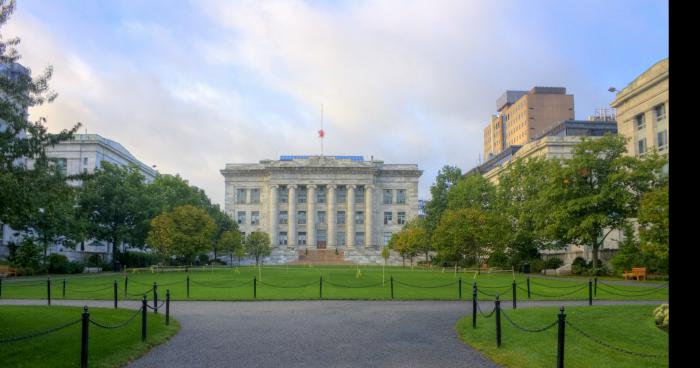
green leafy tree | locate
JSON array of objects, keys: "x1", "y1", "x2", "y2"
[
  {"x1": 219, "y1": 230, "x2": 243, "y2": 266},
  {"x1": 541, "y1": 135, "x2": 667, "y2": 270},
  {"x1": 381, "y1": 246, "x2": 390, "y2": 284},
  {"x1": 610, "y1": 221, "x2": 643, "y2": 274},
  {"x1": 424, "y1": 165, "x2": 462, "y2": 235},
  {"x1": 637, "y1": 184, "x2": 668, "y2": 272},
  {"x1": 0, "y1": 0, "x2": 80, "y2": 233},
  {"x1": 78, "y1": 162, "x2": 151, "y2": 269},
  {"x1": 446, "y1": 173, "x2": 497, "y2": 211},
  {"x1": 244, "y1": 231, "x2": 271, "y2": 266},
  {"x1": 432, "y1": 208, "x2": 507, "y2": 272},
  {"x1": 147, "y1": 205, "x2": 216, "y2": 265}
]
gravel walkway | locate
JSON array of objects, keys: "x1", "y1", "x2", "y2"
[{"x1": 0, "y1": 299, "x2": 663, "y2": 368}]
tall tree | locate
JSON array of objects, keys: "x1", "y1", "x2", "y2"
[
  {"x1": 78, "y1": 162, "x2": 150, "y2": 269},
  {"x1": 424, "y1": 165, "x2": 462, "y2": 234},
  {"x1": 147, "y1": 205, "x2": 216, "y2": 264},
  {"x1": 541, "y1": 135, "x2": 667, "y2": 270},
  {"x1": 0, "y1": 0, "x2": 80, "y2": 231},
  {"x1": 244, "y1": 231, "x2": 271, "y2": 266},
  {"x1": 219, "y1": 230, "x2": 243, "y2": 266},
  {"x1": 637, "y1": 183, "x2": 668, "y2": 272},
  {"x1": 446, "y1": 173, "x2": 497, "y2": 211}
]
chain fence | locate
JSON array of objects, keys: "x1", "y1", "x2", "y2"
[
  {"x1": 89, "y1": 308, "x2": 143, "y2": 329},
  {"x1": 565, "y1": 319, "x2": 667, "y2": 358},
  {"x1": 394, "y1": 280, "x2": 458, "y2": 288},
  {"x1": 500, "y1": 308, "x2": 559, "y2": 333},
  {"x1": 0, "y1": 319, "x2": 81, "y2": 345}
]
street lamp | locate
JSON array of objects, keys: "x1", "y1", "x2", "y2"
[{"x1": 608, "y1": 87, "x2": 618, "y2": 93}]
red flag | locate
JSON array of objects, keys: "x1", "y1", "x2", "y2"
[{"x1": 318, "y1": 129, "x2": 325, "y2": 138}]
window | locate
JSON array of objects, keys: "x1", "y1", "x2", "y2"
[
  {"x1": 236, "y1": 189, "x2": 247, "y2": 204},
  {"x1": 83, "y1": 157, "x2": 88, "y2": 166},
  {"x1": 355, "y1": 232, "x2": 364, "y2": 245},
  {"x1": 337, "y1": 186, "x2": 347, "y2": 203},
  {"x1": 384, "y1": 212, "x2": 392, "y2": 225},
  {"x1": 383, "y1": 189, "x2": 393, "y2": 204},
  {"x1": 251, "y1": 211, "x2": 260, "y2": 225},
  {"x1": 279, "y1": 211, "x2": 288, "y2": 224},
  {"x1": 250, "y1": 189, "x2": 260, "y2": 203},
  {"x1": 397, "y1": 212, "x2": 406, "y2": 225},
  {"x1": 397, "y1": 190, "x2": 406, "y2": 204},
  {"x1": 317, "y1": 230, "x2": 327, "y2": 244},
  {"x1": 384, "y1": 232, "x2": 392, "y2": 245},
  {"x1": 355, "y1": 186, "x2": 364, "y2": 203},
  {"x1": 298, "y1": 232, "x2": 306, "y2": 245},
  {"x1": 279, "y1": 187, "x2": 288, "y2": 203},
  {"x1": 337, "y1": 232, "x2": 346, "y2": 246},
  {"x1": 635, "y1": 114, "x2": 646, "y2": 130},
  {"x1": 237, "y1": 211, "x2": 246, "y2": 225},
  {"x1": 317, "y1": 187, "x2": 326, "y2": 203},
  {"x1": 298, "y1": 187, "x2": 307, "y2": 203},
  {"x1": 657, "y1": 130, "x2": 668, "y2": 149},
  {"x1": 279, "y1": 232, "x2": 288, "y2": 245},
  {"x1": 355, "y1": 211, "x2": 364, "y2": 225},
  {"x1": 654, "y1": 104, "x2": 666, "y2": 122},
  {"x1": 298, "y1": 211, "x2": 306, "y2": 225},
  {"x1": 638, "y1": 138, "x2": 647, "y2": 154},
  {"x1": 337, "y1": 211, "x2": 345, "y2": 225},
  {"x1": 317, "y1": 211, "x2": 326, "y2": 224}
]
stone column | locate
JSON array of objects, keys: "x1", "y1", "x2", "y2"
[
  {"x1": 346, "y1": 184, "x2": 355, "y2": 248},
  {"x1": 365, "y1": 184, "x2": 374, "y2": 248},
  {"x1": 327, "y1": 185, "x2": 336, "y2": 248},
  {"x1": 307, "y1": 185, "x2": 316, "y2": 249},
  {"x1": 288, "y1": 184, "x2": 297, "y2": 247},
  {"x1": 269, "y1": 185, "x2": 279, "y2": 247}
]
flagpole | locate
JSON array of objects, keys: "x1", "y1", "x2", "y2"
[{"x1": 321, "y1": 104, "x2": 324, "y2": 157}]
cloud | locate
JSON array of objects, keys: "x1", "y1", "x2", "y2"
[{"x1": 4, "y1": 0, "x2": 667, "y2": 207}]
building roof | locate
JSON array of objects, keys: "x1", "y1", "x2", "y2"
[{"x1": 610, "y1": 58, "x2": 669, "y2": 108}]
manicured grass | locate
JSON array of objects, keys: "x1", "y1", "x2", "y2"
[
  {"x1": 0, "y1": 265, "x2": 669, "y2": 301},
  {"x1": 456, "y1": 304, "x2": 668, "y2": 368},
  {"x1": 0, "y1": 305, "x2": 179, "y2": 368}
]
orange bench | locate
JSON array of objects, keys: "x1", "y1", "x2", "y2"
[
  {"x1": 623, "y1": 267, "x2": 647, "y2": 280},
  {"x1": 0, "y1": 265, "x2": 17, "y2": 278}
]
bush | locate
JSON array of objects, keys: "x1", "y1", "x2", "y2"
[
  {"x1": 8, "y1": 239, "x2": 42, "y2": 273},
  {"x1": 529, "y1": 259, "x2": 545, "y2": 273},
  {"x1": 117, "y1": 251, "x2": 160, "y2": 268},
  {"x1": 487, "y1": 250, "x2": 510, "y2": 268},
  {"x1": 47, "y1": 254, "x2": 85, "y2": 274},
  {"x1": 571, "y1": 257, "x2": 588, "y2": 275},
  {"x1": 197, "y1": 254, "x2": 210, "y2": 264},
  {"x1": 543, "y1": 257, "x2": 564, "y2": 270},
  {"x1": 653, "y1": 304, "x2": 669, "y2": 331},
  {"x1": 87, "y1": 254, "x2": 102, "y2": 267}
]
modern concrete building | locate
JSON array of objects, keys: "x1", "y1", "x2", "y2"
[
  {"x1": 221, "y1": 155, "x2": 422, "y2": 264},
  {"x1": 483, "y1": 87, "x2": 575, "y2": 160},
  {"x1": 610, "y1": 58, "x2": 669, "y2": 157}
]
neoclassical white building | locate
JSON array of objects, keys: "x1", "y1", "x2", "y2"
[{"x1": 221, "y1": 156, "x2": 422, "y2": 252}]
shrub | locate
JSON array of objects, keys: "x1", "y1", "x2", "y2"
[
  {"x1": 87, "y1": 254, "x2": 103, "y2": 267},
  {"x1": 529, "y1": 259, "x2": 545, "y2": 273},
  {"x1": 48, "y1": 254, "x2": 71, "y2": 274},
  {"x1": 197, "y1": 254, "x2": 210, "y2": 264},
  {"x1": 8, "y1": 239, "x2": 42, "y2": 272},
  {"x1": 543, "y1": 257, "x2": 564, "y2": 270},
  {"x1": 117, "y1": 251, "x2": 160, "y2": 268},
  {"x1": 487, "y1": 250, "x2": 510, "y2": 268},
  {"x1": 653, "y1": 304, "x2": 669, "y2": 331},
  {"x1": 571, "y1": 257, "x2": 588, "y2": 275}
]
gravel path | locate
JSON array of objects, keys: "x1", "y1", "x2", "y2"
[{"x1": 0, "y1": 299, "x2": 663, "y2": 367}]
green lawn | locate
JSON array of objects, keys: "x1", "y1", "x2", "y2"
[
  {"x1": 456, "y1": 304, "x2": 668, "y2": 368},
  {"x1": 0, "y1": 305, "x2": 179, "y2": 368},
  {"x1": 0, "y1": 265, "x2": 669, "y2": 301}
]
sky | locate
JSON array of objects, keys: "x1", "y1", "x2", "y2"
[{"x1": 5, "y1": 0, "x2": 669, "y2": 207}]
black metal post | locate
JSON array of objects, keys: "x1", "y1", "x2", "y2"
[
  {"x1": 512, "y1": 280, "x2": 517, "y2": 309},
  {"x1": 459, "y1": 277, "x2": 462, "y2": 299},
  {"x1": 141, "y1": 295, "x2": 148, "y2": 342},
  {"x1": 472, "y1": 283, "x2": 477, "y2": 329},
  {"x1": 81, "y1": 306, "x2": 89, "y2": 368},
  {"x1": 47, "y1": 278, "x2": 51, "y2": 305},
  {"x1": 113, "y1": 280, "x2": 118, "y2": 309},
  {"x1": 63, "y1": 279, "x2": 66, "y2": 298},
  {"x1": 527, "y1": 277, "x2": 531, "y2": 299},
  {"x1": 594, "y1": 277, "x2": 597, "y2": 296},
  {"x1": 390, "y1": 276, "x2": 394, "y2": 299},
  {"x1": 0, "y1": 278, "x2": 2, "y2": 298},
  {"x1": 253, "y1": 277, "x2": 257, "y2": 299},
  {"x1": 186, "y1": 275, "x2": 190, "y2": 299},
  {"x1": 124, "y1": 276, "x2": 128, "y2": 298},
  {"x1": 166, "y1": 289, "x2": 170, "y2": 326},
  {"x1": 557, "y1": 306, "x2": 566, "y2": 368},
  {"x1": 495, "y1": 295, "x2": 501, "y2": 347},
  {"x1": 153, "y1": 282, "x2": 158, "y2": 314},
  {"x1": 588, "y1": 279, "x2": 592, "y2": 306},
  {"x1": 319, "y1": 276, "x2": 323, "y2": 299}
]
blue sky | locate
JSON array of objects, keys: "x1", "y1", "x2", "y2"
[{"x1": 6, "y1": 0, "x2": 668, "y2": 206}]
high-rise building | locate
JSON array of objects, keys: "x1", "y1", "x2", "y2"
[
  {"x1": 483, "y1": 87, "x2": 575, "y2": 159},
  {"x1": 610, "y1": 58, "x2": 669, "y2": 157}
]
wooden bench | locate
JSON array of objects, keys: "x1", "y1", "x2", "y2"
[
  {"x1": 623, "y1": 267, "x2": 647, "y2": 280},
  {"x1": 0, "y1": 265, "x2": 18, "y2": 278}
]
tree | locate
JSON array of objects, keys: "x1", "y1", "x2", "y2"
[
  {"x1": 0, "y1": 0, "x2": 80, "y2": 232},
  {"x1": 147, "y1": 205, "x2": 216, "y2": 264},
  {"x1": 446, "y1": 173, "x2": 496, "y2": 211},
  {"x1": 244, "y1": 231, "x2": 271, "y2": 266},
  {"x1": 219, "y1": 230, "x2": 243, "y2": 266},
  {"x1": 432, "y1": 208, "x2": 507, "y2": 272},
  {"x1": 637, "y1": 184, "x2": 668, "y2": 273},
  {"x1": 381, "y1": 246, "x2": 389, "y2": 285},
  {"x1": 541, "y1": 135, "x2": 667, "y2": 270},
  {"x1": 210, "y1": 206, "x2": 237, "y2": 260},
  {"x1": 78, "y1": 162, "x2": 151, "y2": 269},
  {"x1": 424, "y1": 165, "x2": 462, "y2": 234}
]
